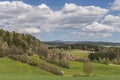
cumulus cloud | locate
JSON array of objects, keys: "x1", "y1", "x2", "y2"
[
  {"x1": 83, "y1": 22, "x2": 114, "y2": 32},
  {"x1": 58, "y1": 3, "x2": 108, "y2": 28},
  {"x1": 73, "y1": 32, "x2": 112, "y2": 38},
  {"x1": 111, "y1": 0, "x2": 120, "y2": 11},
  {"x1": 0, "y1": 1, "x2": 112, "y2": 39},
  {"x1": 62, "y1": 3, "x2": 107, "y2": 14},
  {"x1": 102, "y1": 15, "x2": 120, "y2": 32},
  {"x1": 20, "y1": 27, "x2": 41, "y2": 34},
  {"x1": 73, "y1": 22, "x2": 114, "y2": 39},
  {"x1": 103, "y1": 15, "x2": 120, "y2": 27}
]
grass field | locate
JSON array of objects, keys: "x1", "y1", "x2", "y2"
[
  {"x1": 64, "y1": 49, "x2": 90, "y2": 58},
  {"x1": 58, "y1": 61, "x2": 120, "y2": 75},
  {"x1": 0, "y1": 52, "x2": 120, "y2": 80},
  {"x1": 0, "y1": 75, "x2": 120, "y2": 80},
  {"x1": 0, "y1": 57, "x2": 52, "y2": 76},
  {"x1": 62, "y1": 50, "x2": 120, "y2": 75}
]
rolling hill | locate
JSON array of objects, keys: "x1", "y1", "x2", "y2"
[{"x1": 0, "y1": 57, "x2": 52, "y2": 76}]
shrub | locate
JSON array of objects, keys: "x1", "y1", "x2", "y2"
[
  {"x1": 29, "y1": 54, "x2": 40, "y2": 66},
  {"x1": 83, "y1": 59, "x2": 92, "y2": 76},
  {"x1": 38, "y1": 62, "x2": 63, "y2": 75}
]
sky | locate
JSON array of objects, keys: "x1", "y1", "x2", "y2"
[{"x1": 0, "y1": 0, "x2": 120, "y2": 42}]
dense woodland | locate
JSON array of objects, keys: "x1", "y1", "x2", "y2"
[{"x1": 89, "y1": 47, "x2": 120, "y2": 64}]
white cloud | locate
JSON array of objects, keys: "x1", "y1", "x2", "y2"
[
  {"x1": 21, "y1": 27, "x2": 41, "y2": 34},
  {"x1": 111, "y1": 0, "x2": 120, "y2": 11},
  {"x1": 83, "y1": 22, "x2": 114, "y2": 32},
  {"x1": 102, "y1": 15, "x2": 120, "y2": 32},
  {"x1": 38, "y1": 4, "x2": 50, "y2": 9},
  {"x1": 73, "y1": 32, "x2": 112, "y2": 38},
  {"x1": 103, "y1": 15, "x2": 120, "y2": 27},
  {"x1": 0, "y1": 1, "x2": 111, "y2": 39},
  {"x1": 71, "y1": 22, "x2": 114, "y2": 39},
  {"x1": 62, "y1": 3, "x2": 108, "y2": 14},
  {"x1": 59, "y1": 3, "x2": 108, "y2": 27}
]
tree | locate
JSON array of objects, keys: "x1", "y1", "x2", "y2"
[
  {"x1": 30, "y1": 54, "x2": 40, "y2": 66},
  {"x1": 59, "y1": 52, "x2": 70, "y2": 68},
  {"x1": 39, "y1": 44, "x2": 49, "y2": 58},
  {"x1": 83, "y1": 59, "x2": 92, "y2": 76}
]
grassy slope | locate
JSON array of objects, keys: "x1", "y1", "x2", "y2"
[
  {"x1": 22, "y1": 50, "x2": 120, "y2": 76},
  {"x1": 1, "y1": 75, "x2": 120, "y2": 80},
  {"x1": 0, "y1": 52, "x2": 120, "y2": 80},
  {"x1": 0, "y1": 57, "x2": 52, "y2": 76},
  {"x1": 34, "y1": 55, "x2": 120, "y2": 76},
  {"x1": 70, "y1": 61, "x2": 120, "y2": 75},
  {"x1": 63, "y1": 50, "x2": 120, "y2": 75}
]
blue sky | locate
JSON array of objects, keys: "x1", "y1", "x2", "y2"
[
  {"x1": 1, "y1": 0, "x2": 114, "y2": 10},
  {"x1": 24, "y1": 0, "x2": 113, "y2": 9},
  {"x1": 0, "y1": 0, "x2": 120, "y2": 42}
]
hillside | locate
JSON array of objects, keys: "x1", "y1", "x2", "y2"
[
  {"x1": 1, "y1": 57, "x2": 120, "y2": 80},
  {"x1": 0, "y1": 29, "x2": 70, "y2": 75},
  {"x1": 0, "y1": 29, "x2": 120, "y2": 80},
  {"x1": 0, "y1": 57, "x2": 52, "y2": 76}
]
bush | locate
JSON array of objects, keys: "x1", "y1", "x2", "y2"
[
  {"x1": 83, "y1": 59, "x2": 92, "y2": 76},
  {"x1": 38, "y1": 62, "x2": 63, "y2": 75},
  {"x1": 29, "y1": 54, "x2": 40, "y2": 66}
]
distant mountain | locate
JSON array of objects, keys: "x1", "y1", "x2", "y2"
[{"x1": 43, "y1": 40, "x2": 120, "y2": 46}]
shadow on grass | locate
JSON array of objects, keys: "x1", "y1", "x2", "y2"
[{"x1": 73, "y1": 74, "x2": 96, "y2": 77}]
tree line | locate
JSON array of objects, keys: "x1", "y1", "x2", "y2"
[
  {"x1": 48, "y1": 43, "x2": 103, "y2": 52},
  {"x1": 88, "y1": 47, "x2": 120, "y2": 64}
]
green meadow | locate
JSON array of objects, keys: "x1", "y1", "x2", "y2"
[{"x1": 0, "y1": 55, "x2": 120, "y2": 80}]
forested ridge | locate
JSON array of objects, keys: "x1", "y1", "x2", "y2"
[{"x1": 0, "y1": 29, "x2": 42, "y2": 56}]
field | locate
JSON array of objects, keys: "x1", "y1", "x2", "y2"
[
  {"x1": 64, "y1": 49, "x2": 90, "y2": 58},
  {"x1": 1, "y1": 75, "x2": 120, "y2": 80},
  {"x1": 62, "y1": 50, "x2": 120, "y2": 75},
  {"x1": 0, "y1": 50, "x2": 120, "y2": 80},
  {"x1": 0, "y1": 57, "x2": 52, "y2": 76}
]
